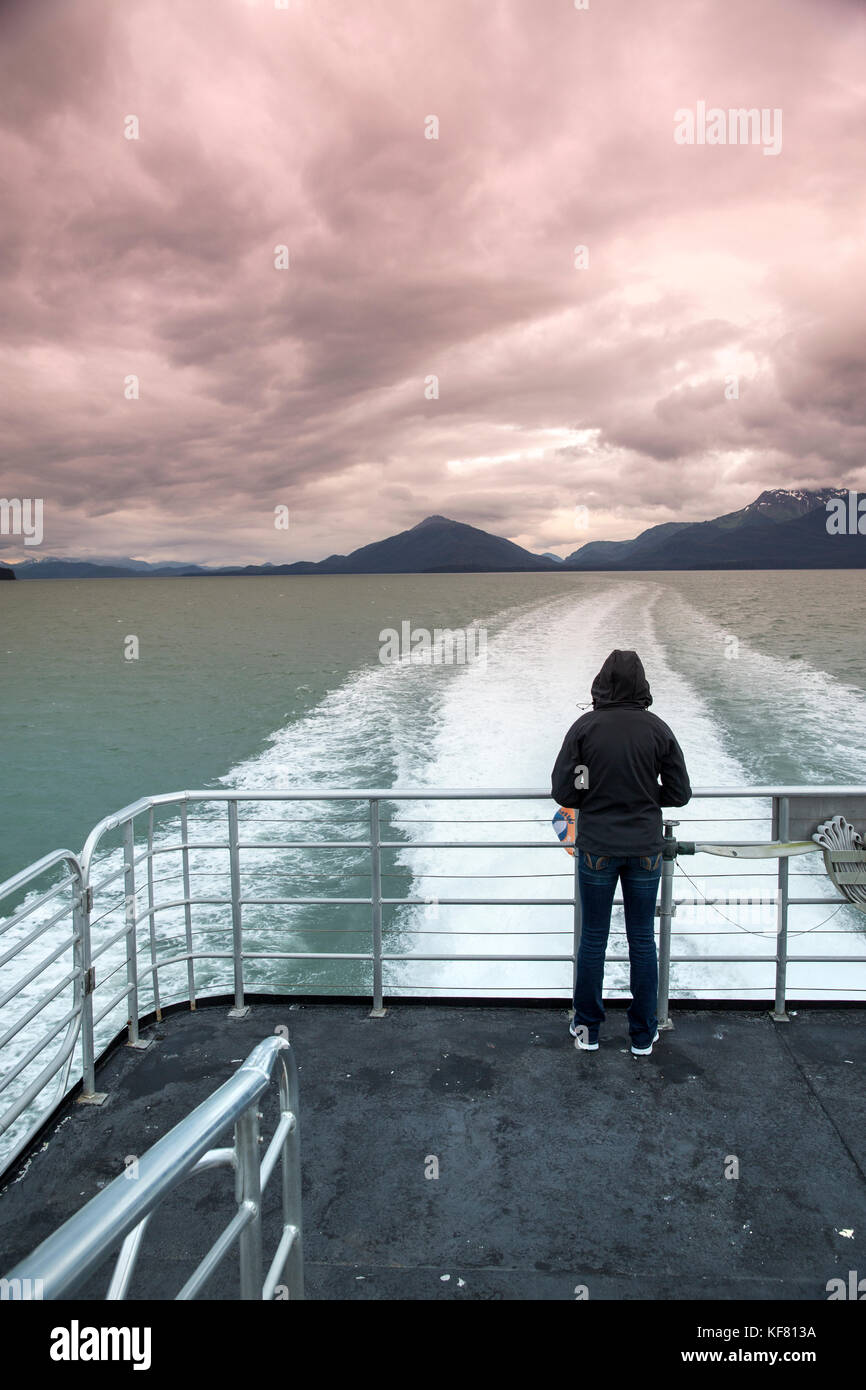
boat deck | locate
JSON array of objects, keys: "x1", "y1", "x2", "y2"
[{"x1": 2, "y1": 1000, "x2": 865, "y2": 1300}]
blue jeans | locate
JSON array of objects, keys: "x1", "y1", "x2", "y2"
[{"x1": 573, "y1": 851, "x2": 662, "y2": 1049}]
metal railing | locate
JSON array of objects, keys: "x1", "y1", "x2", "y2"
[
  {"x1": 0, "y1": 849, "x2": 90, "y2": 1164},
  {"x1": 2, "y1": 1035, "x2": 303, "y2": 1300},
  {"x1": 1, "y1": 784, "x2": 865, "y2": 1174}
]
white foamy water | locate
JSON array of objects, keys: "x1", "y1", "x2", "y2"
[{"x1": 385, "y1": 580, "x2": 866, "y2": 997}]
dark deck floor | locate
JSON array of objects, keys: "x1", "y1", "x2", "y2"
[{"x1": 2, "y1": 1001, "x2": 865, "y2": 1300}]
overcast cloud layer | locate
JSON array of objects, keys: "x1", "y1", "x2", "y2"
[{"x1": 1, "y1": 0, "x2": 865, "y2": 564}]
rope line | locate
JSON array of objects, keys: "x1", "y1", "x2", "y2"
[{"x1": 674, "y1": 862, "x2": 848, "y2": 938}]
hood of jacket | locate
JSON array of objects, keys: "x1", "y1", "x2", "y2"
[{"x1": 590, "y1": 649, "x2": 653, "y2": 708}]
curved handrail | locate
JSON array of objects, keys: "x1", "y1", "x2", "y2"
[
  {"x1": 77, "y1": 783, "x2": 866, "y2": 878},
  {"x1": 0, "y1": 848, "x2": 84, "y2": 906},
  {"x1": 5, "y1": 1035, "x2": 290, "y2": 1300}
]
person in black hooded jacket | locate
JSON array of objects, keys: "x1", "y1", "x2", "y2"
[{"x1": 551, "y1": 649, "x2": 691, "y2": 1056}]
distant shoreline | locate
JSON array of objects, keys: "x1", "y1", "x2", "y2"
[
  {"x1": 4, "y1": 561, "x2": 866, "y2": 582},
  {"x1": 4, "y1": 489, "x2": 863, "y2": 579}
]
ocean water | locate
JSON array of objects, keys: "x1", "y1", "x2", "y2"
[
  {"x1": 1, "y1": 570, "x2": 865, "y2": 1161},
  {"x1": 3, "y1": 570, "x2": 864, "y2": 880}
]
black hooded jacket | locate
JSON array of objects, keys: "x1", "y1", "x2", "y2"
[{"x1": 550, "y1": 650, "x2": 692, "y2": 855}]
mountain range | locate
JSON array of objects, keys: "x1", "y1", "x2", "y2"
[
  {"x1": 564, "y1": 488, "x2": 864, "y2": 569},
  {"x1": 1, "y1": 488, "x2": 863, "y2": 580}
]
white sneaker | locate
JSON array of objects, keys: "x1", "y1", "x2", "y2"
[
  {"x1": 631, "y1": 1030, "x2": 660, "y2": 1056},
  {"x1": 569, "y1": 1021, "x2": 599, "y2": 1051}
]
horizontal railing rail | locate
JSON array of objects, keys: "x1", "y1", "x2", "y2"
[
  {"x1": 1, "y1": 784, "x2": 865, "y2": 1173},
  {"x1": 2, "y1": 1035, "x2": 303, "y2": 1301}
]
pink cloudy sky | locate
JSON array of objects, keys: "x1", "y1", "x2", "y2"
[{"x1": 1, "y1": 0, "x2": 865, "y2": 565}]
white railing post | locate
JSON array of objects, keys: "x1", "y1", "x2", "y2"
[
  {"x1": 227, "y1": 800, "x2": 248, "y2": 1016},
  {"x1": 75, "y1": 869, "x2": 106, "y2": 1106},
  {"x1": 370, "y1": 798, "x2": 385, "y2": 1016},
  {"x1": 772, "y1": 796, "x2": 791, "y2": 1021},
  {"x1": 657, "y1": 822, "x2": 677, "y2": 1030},
  {"x1": 179, "y1": 802, "x2": 196, "y2": 1009},
  {"x1": 279, "y1": 1051, "x2": 304, "y2": 1299},
  {"x1": 235, "y1": 1102, "x2": 263, "y2": 1299},
  {"x1": 145, "y1": 808, "x2": 161, "y2": 1020},
  {"x1": 75, "y1": 876, "x2": 95, "y2": 1095},
  {"x1": 122, "y1": 820, "x2": 140, "y2": 1045}
]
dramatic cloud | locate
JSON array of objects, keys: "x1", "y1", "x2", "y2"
[{"x1": 1, "y1": 0, "x2": 865, "y2": 563}]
